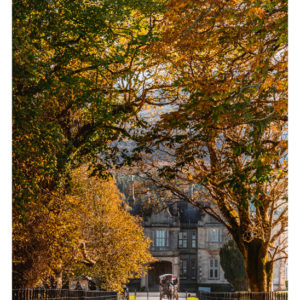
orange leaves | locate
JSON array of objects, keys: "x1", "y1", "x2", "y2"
[
  {"x1": 275, "y1": 79, "x2": 287, "y2": 93},
  {"x1": 63, "y1": 165, "x2": 155, "y2": 291},
  {"x1": 152, "y1": 0, "x2": 287, "y2": 130},
  {"x1": 13, "y1": 165, "x2": 155, "y2": 290},
  {"x1": 168, "y1": 0, "x2": 187, "y2": 10},
  {"x1": 247, "y1": 7, "x2": 266, "y2": 19},
  {"x1": 273, "y1": 99, "x2": 287, "y2": 114},
  {"x1": 261, "y1": 77, "x2": 274, "y2": 91}
]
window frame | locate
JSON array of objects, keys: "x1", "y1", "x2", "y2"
[
  {"x1": 152, "y1": 230, "x2": 169, "y2": 249},
  {"x1": 208, "y1": 258, "x2": 219, "y2": 280},
  {"x1": 206, "y1": 228, "x2": 219, "y2": 242},
  {"x1": 178, "y1": 231, "x2": 188, "y2": 248},
  {"x1": 191, "y1": 230, "x2": 197, "y2": 248}
]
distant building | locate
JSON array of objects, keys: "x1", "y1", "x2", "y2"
[{"x1": 128, "y1": 201, "x2": 287, "y2": 292}]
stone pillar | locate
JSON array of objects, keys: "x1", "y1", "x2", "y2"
[{"x1": 173, "y1": 257, "x2": 180, "y2": 287}]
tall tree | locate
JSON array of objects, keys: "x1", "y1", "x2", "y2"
[
  {"x1": 13, "y1": 0, "x2": 162, "y2": 209},
  {"x1": 133, "y1": 0, "x2": 288, "y2": 292},
  {"x1": 13, "y1": 166, "x2": 155, "y2": 290},
  {"x1": 13, "y1": 0, "x2": 162, "y2": 287}
]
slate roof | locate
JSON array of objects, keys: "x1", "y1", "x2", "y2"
[{"x1": 177, "y1": 202, "x2": 204, "y2": 224}]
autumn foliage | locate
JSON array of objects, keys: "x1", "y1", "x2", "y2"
[
  {"x1": 13, "y1": 0, "x2": 287, "y2": 293},
  {"x1": 13, "y1": 0, "x2": 160, "y2": 290},
  {"x1": 133, "y1": 0, "x2": 287, "y2": 292},
  {"x1": 13, "y1": 166, "x2": 155, "y2": 291}
]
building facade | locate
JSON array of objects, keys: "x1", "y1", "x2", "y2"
[
  {"x1": 128, "y1": 201, "x2": 287, "y2": 293},
  {"x1": 128, "y1": 201, "x2": 231, "y2": 292}
]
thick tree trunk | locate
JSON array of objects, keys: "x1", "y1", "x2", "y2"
[{"x1": 243, "y1": 238, "x2": 270, "y2": 292}]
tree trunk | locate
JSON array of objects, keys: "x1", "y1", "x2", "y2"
[
  {"x1": 243, "y1": 238, "x2": 270, "y2": 292},
  {"x1": 266, "y1": 261, "x2": 274, "y2": 292},
  {"x1": 54, "y1": 270, "x2": 63, "y2": 289}
]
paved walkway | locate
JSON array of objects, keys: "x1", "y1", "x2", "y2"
[{"x1": 129, "y1": 292, "x2": 197, "y2": 300}]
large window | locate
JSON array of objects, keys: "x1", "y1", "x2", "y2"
[
  {"x1": 180, "y1": 259, "x2": 188, "y2": 279},
  {"x1": 206, "y1": 228, "x2": 220, "y2": 242},
  {"x1": 209, "y1": 258, "x2": 219, "y2": 279},
  {"x1": 179, "y1": 231, "x2": 197, "y2": 248},
  {"x1": 178, "y1": 231, "x2": 188, "y2": 248},
  {"x1": 152, "y1": 230, "x2": 169, "y2": 249}
]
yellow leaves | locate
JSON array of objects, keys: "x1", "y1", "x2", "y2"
[
  {"x1": 247, "y1": 7, "x2": 266, "y2": 19},
  {"x1": 275, "y1": 80, "x2": 287, "y2": 92},
  {"x1": 53, "y1": 165, "x2": 155, "y2": 291},
  {"x1": 188, "y1": 174, "x2": 194, "y2": 181},
  {"x1": 261, "y1": 77, "x2": 274, "y2": 90},
  {"x1": 138, "y1": 27, "x2": 149, "y2": 36}
]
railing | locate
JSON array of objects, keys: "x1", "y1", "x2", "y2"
[
  {"x1": 198, "y1": 291, "x2": 288, "y2": 300},
  {"x1": 12, "y1": 289, "x2": 118, "y2": 300}
]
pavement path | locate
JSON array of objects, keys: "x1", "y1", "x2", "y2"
[{"x1": 129, "y1": 292, "x2": 197, "y2": 300}]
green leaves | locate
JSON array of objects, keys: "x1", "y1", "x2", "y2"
[
  {"x1": 220, "y1": 240, "x2": 249, "y2": 291},
  {"x1": 13, "y1": 0, "x2": 163, "y2": 287}
]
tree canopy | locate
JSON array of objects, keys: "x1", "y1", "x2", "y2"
[
  {"x1": 13, "y1": 0, "x2": 163, "y2": 211},
  {"x1": 13, "y1": 0, "x2": 161, "y2": 288},
  {"x1": 13, "y1": 0, "x2": 288, "y2": 292},
  {"x1": 132, "y1": 0, "x2": 287, "y2": 292},
  {"x1": 13, "y1": 166, "x2": 155, "y2": 290}
]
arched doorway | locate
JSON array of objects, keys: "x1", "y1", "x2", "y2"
[{"x1": 148, "y1": 261, "x2": 172, "y2": 291}]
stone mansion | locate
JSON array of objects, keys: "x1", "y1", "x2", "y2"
[{"x1": 127, "y1": 201, "x2": 287, "y2": 293}]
